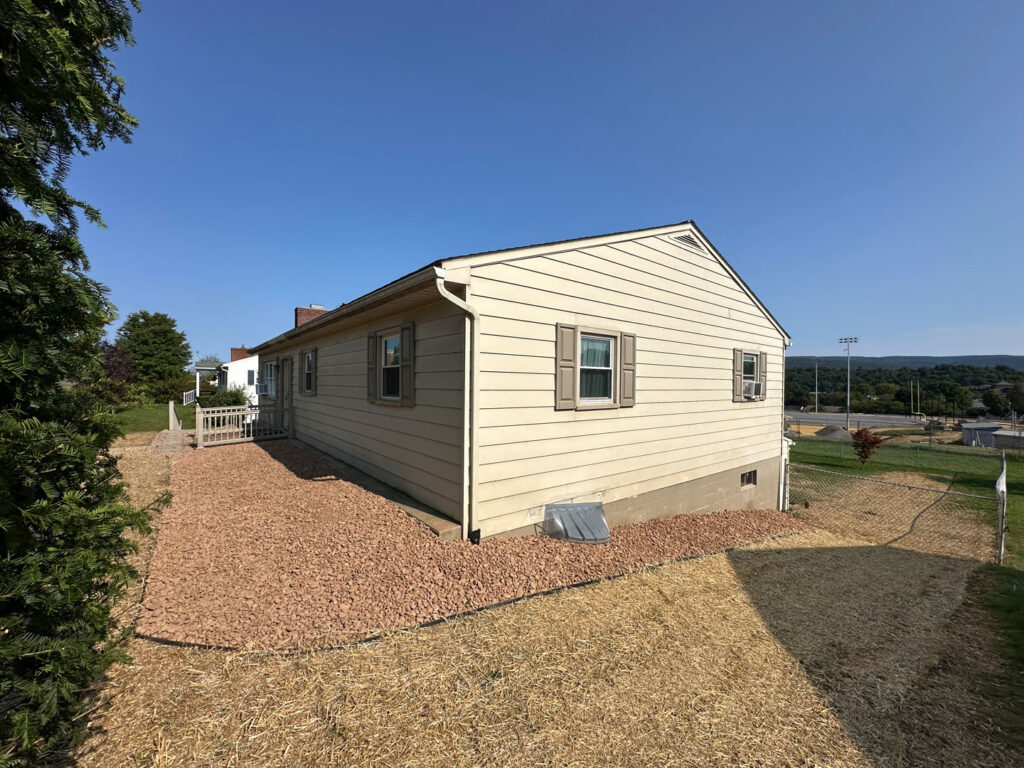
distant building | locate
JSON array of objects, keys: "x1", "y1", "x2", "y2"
[
  {"x1": 216, "y1": 347, "x2": 260, "y2": 404},
  {"x1": 961, "y1": 422, "x2": 1001, "y2": 448},
  {"x1": 993, "y1": 429, "x2": 1024, "y2": 451}
]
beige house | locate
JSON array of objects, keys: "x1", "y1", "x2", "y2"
[{"x1": 250, "y1": 221, "x2": 791, "y2": 541}]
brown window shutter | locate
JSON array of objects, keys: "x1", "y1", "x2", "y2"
[
  {"x1": 555, "y1": 323, "x2": 577, "y2": 410},
  {"x1": 400, "y1": 321, "x2": 415, "y2": 406},
  {"x1": 732, "y1": 349, "x2": 744, "y2": 402},
  {"x1": 758, "y1": 351, "x2": 768, "y2": 401},
  {"x1": 366, "y1": 333, "x2": 377, "y2": 403},
  {"x1": 620, "y1": 333, "x2": 636, "y2": 407}
]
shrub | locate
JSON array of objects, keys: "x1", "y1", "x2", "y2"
[
  {"x1": 143, "y1": 374, "x2": 195, "y2": 405},
  {"x1": 199, "y1": 385, "x2": 249, "y2": 408}
]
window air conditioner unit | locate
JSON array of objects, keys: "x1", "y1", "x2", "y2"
[
  {"x1": 256, "y1": 383, "x2": 270, "y2": 395},
  {"x1": 743, "y1": 380, "x2": 762, "y2": 399}
]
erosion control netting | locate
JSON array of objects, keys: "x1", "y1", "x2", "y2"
[{"x1": 788, "y1": 464, "x2": 997, "y2": 561}]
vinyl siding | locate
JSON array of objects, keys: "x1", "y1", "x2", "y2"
[
  {"x1": 261, "y1": 299, "x2": 465, "y2": 521},
  {"x1": 466, "y1": 231, "x2": 786, "y2": 537}
]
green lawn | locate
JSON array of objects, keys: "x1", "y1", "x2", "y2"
[{"x1": 113, "y1": 403, "x2": 195, "y2": 433}]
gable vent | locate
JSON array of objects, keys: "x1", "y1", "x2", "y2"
[{"x1": 672, "y1": 233, "x2": 706, "y2": 252}]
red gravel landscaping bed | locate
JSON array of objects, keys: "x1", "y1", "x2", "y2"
[{"x1": 138, "y1": 441, "x2": 807, "y2": 648}]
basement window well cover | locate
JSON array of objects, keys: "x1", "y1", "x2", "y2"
[{"x1": 542, "y1": 502, "x2": 611, "y2": 544}]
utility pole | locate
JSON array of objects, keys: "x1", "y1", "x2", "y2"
[
  {"x1": 839, "y1": 337, "x2": 858, "y2": 430},
  {"x1": 814, "y1": 358, "x2": 819, "y2": 414}
]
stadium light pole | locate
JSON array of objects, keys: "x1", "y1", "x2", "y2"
[{"x1": 839, "y1": 337, "x2": 858, "y2": 429}]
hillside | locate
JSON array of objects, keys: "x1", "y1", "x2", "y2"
[{"x1": 786, "y1": 355, "x2": 1024, "y2": 371}]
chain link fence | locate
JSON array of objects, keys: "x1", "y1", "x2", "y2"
[{"x1": 788, "y1": 464, "x2": 999, "y2": 562}]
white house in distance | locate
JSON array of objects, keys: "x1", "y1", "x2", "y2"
[
  {"x1": 251, "y1": 221, "x2": 790, "y2": 541},
  {"x1": 216, "y1": 347, "x2": 260, "y2": 404}
]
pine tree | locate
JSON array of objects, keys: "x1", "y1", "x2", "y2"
[
  {"x1": 116, "y1": 311, "x2": 192, "y2": 382},
  {"x1": 0, "y1": 2, "x2": 150, "y2": 764}
]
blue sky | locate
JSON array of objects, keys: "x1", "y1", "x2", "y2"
[{"x1": 72, "y1": 1, "x2": 1023, "y2": 359}]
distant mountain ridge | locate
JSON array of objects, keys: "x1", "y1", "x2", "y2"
[{"x1": 786, "y1": 355, "x2": 1024, "y2": 371}]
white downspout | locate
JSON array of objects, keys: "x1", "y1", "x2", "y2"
[{"x1": 433, "y1": 266, "x2": 480, "y2": 542}]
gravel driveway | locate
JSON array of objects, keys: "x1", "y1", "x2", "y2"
[{"x1": 138, "y1": 440, "x2": 805, "y2": 648}]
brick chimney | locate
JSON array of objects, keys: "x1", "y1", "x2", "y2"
[
  {"x1": 230, "y1": 346, "x2": 252, "y2": 361},
  {"x1": 295, "y1": 304, "x2": 328, "y2": 328}
]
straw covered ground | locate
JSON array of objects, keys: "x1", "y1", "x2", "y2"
[
  {"x1": 71, "y1": 442, "x2": 1024, "y2": 767},
  {"x1": 77, "y1": 525, "x2": 1020, "y2": 767},
  {"x1": 137, "y1": 441, "x2": 805, "y2": 648}
]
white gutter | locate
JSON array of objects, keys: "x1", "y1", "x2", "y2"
[
  {"x1": 250, "y1": 265, "x2": 439, "y2": 354},
  {"x1": 433, "y1": 266, "x2": 480, "y2": 543}
]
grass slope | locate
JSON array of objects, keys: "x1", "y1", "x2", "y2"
[{"x1": 114, "y1": 403, "x2": 195, "y2": 433}]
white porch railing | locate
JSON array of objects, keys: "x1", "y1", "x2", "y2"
[
  {"x1": 195, "y1": 404, "x2": 289, "y2": 448},
  {"x1": 182, "y1": 390, "x2": 196, "y2": 406}
]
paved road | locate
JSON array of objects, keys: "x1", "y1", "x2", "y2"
[{"x1": 784, "y1": 410, "x2": 926, "y2": 429}]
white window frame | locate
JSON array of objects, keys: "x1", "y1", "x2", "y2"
[
  {"x1": 742, "y1": 353, "x2": 761, "y2": 399},
  {"x1": 380, "y1": 332, "x2": 401, "y2": 401},
  {"x1": 262, "y1": 361, "x2": 277, "y2": 398},
  {"x1": 303, "y1": 351, "x2": 314, "y2": 393},
  {"x1": 742, "y1": 353, "x2": 758, "y2": 384},
  {"x1": 741, "y1": 469, "x2": 758, "y2": 487},
  {"x1": 579, "y1": 332, "x2": 616, "y2": 404}
]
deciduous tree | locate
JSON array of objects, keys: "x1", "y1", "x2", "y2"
[
  {"x1": 851, "y1": 428, "x2": 885, "y2": 465},
  {"x1": 983, "y1": 389, "x2": 1010, "y2": 418}
]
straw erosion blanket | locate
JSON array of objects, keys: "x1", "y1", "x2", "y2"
[{"x1": 137, "y1": 440, "x2": 806, "y2": 648}]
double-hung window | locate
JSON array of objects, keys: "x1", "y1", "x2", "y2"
[
  {"x1": 742, "y1": 353, "x2": 758, "y2": 390},
  {"x1": 367, "y1": 323, "x2": 415, "y2": 406},
  {"x1": 579, "y1": 334, "x2": 615, "y2": 402},
  {"x1": 262, "y1": 361, "x2": 277, "y2": 397},
  {"x1": 301, "y1": 348, "x2": 317, "y2": 395},
  {"x1": 555, "y1": 324, "x2": 636, "y2": 411},
  {"x1": 732, "y1": 349, "x2": 767, "y2": 402},
  {"x1": 380, "y1": 333, "x2": 401, "y2": 400}
]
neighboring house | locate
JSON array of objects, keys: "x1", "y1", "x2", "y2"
[
  {"x1": 250, "y1": 221, "x2": 791, "y2": 540},
  {"x1": 961, "y1": 421, "x2": 1001, "y2": 448},
  {"x1": 216, "y1": 346, "x2": 260, "y2": 404}
]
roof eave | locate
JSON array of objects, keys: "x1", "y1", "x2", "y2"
[{"x1": 250, "y1": 265, "x2": 444, "y2": 354}]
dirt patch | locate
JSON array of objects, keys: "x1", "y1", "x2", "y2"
[
  {"x1": 137, "y1": 441, "x2": 806, "y2": 649},
  {"x1": 76, "y1": 530, "x2": 1017, "y2": 768},
  {"x1": 112, "y1": 431, "x2": 160, "y2": 449},
  {"x1": 108, "y1": 447, "x2": 172, "y2": 631},
  {"x1": 791, "y1": 468, "x2": 996, "y2": 560}
]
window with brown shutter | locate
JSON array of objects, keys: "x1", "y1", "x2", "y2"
[
  {"x1": 367, "y1": 323, "x2": 416, "y2": 406},
  {"x1": 555, "y1": 324, "x2": 636, "y2": 411},
  {"x1": 733, "y1": 348, "x2": 767, "y2": 402}
]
